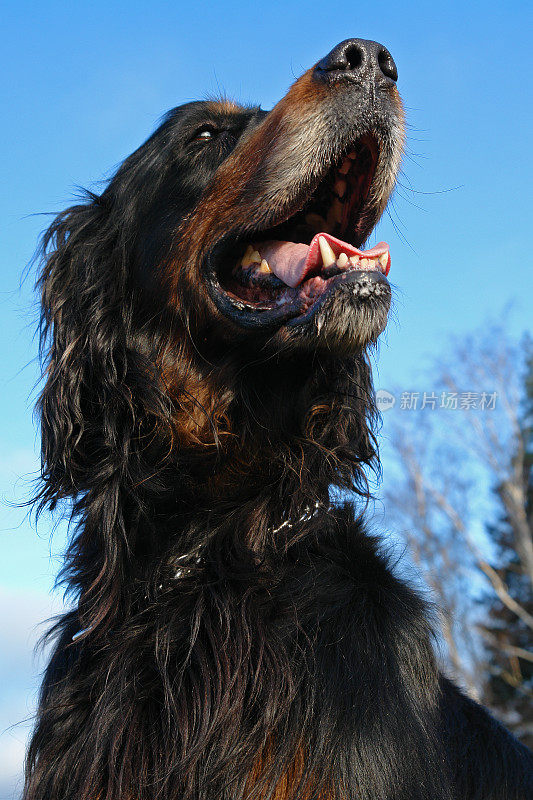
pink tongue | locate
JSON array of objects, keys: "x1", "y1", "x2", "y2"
[
  {"x1": 255, "y1": 234, "x2": 390, "y2": 288},
  {"x1": 258, "y1": 241, "x2": 310, "y2": 288}
]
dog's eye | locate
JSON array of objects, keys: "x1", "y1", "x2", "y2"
[{"x1": 191, "y1": 126, "x2": 218, "y2": 143}]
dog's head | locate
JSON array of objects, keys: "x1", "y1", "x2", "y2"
[{"x1": 130, "y1": 39, "x2": 403, "y2": 356}]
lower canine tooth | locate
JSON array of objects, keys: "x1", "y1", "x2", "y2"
[
  {"x1": 337, "y1": 252, "x2": 349, "y2": 268},
  {"x1": 250, "y1": 250, "x2": 262, "y2": 264},
  {"x1": 258, "y1": 259, "x2": 271, "y2": 273},
  {"x1": 318, "y1": 236, "x2": 336, "y2": 267}
]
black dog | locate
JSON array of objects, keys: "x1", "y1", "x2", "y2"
[{"x1": 25, "y1": 39, "x2": 532, "y2": 800}]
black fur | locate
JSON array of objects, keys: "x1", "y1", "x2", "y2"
[{"x1": 24, "y1": 59, "x2": 532, "y2": 800}]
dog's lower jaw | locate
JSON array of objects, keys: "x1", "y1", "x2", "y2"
[{"x1": 283, "y1": 273, "x2": 391, "y2": 353}]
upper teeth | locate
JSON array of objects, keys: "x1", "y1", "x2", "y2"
[
  {"x1": 240, "y1": 245, "x2": 254, "y2": 268},
  {"x1": 240, "y1": 246, "x2": 263, "y2": 269}
]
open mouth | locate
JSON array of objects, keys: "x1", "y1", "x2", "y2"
[{"x1": 207, "y1": 135, "x2": 391, "y2": 327}]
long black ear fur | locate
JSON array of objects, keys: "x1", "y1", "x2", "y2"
[{"x1": 35, "y1": 192, "x2": 170, "y2": 636}]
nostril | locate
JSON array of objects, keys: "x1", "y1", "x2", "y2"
[
  {"x1": 315, "y1": 40, "x2": 366, "y2": 74},
  {"x1": 343, "y1": 43, "x2": 363, "y2": 71},
  {"x1": 315, "y1": 39, "x2": 398, "y2": 84},
  {"x1": 378, "y1": 48, "x2": 398, "y2": 82}
]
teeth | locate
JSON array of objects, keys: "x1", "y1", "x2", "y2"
[
  {"x1": 258, "y1": 259, "x2": 271, "y2": 273},
  {"x1": 379, "y1": 252, "x2": 389, "y2": 269},
  {"x1": 334, "y1": 178, "x2": 347, "y2": 198},
  {"x1": 240, "y1": 244, "x2": 255, "y2": 268},
  {"x1": 250, "y1": 250, "x2": 262, "y2": 264},
  {"x1": 318, "y1": 236, "x2": 336, "y2": 267},
  {"x1": 337, "y1": 252, "x2": 349, "y2": 268},
  {"x1": 349, "y1": 256, "x2": 360, "y2": 266}
]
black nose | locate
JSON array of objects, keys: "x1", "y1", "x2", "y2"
[{"x1": 314, "y1": 39, "x2": 398, "y2": 85}]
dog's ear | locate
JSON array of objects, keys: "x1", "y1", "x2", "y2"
[
  {"x1": 38, "y1": 193, "x2": 130, "y2": 503},
  {"x1": 36, "y1": 191, "x2": 169, "y2": 634}
]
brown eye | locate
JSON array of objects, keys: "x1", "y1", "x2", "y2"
[{"x1": 191, "y1": 126, "x2": 217, "y2": 142}]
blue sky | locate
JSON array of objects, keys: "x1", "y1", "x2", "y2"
[{"x1": 1, "y1": 0, "x2": 532, "y2": 796}]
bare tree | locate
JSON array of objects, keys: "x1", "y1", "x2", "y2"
[
  {"x1": 382, "y1": 410, "x2": 482, "y2": 696},
  {"x1": 381, "y1": 324, "x2": 533, "y2": 744}
]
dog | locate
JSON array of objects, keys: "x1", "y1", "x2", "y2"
[{"x1": 24, "y1": 39, "x2": 533, "y2": 800}]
